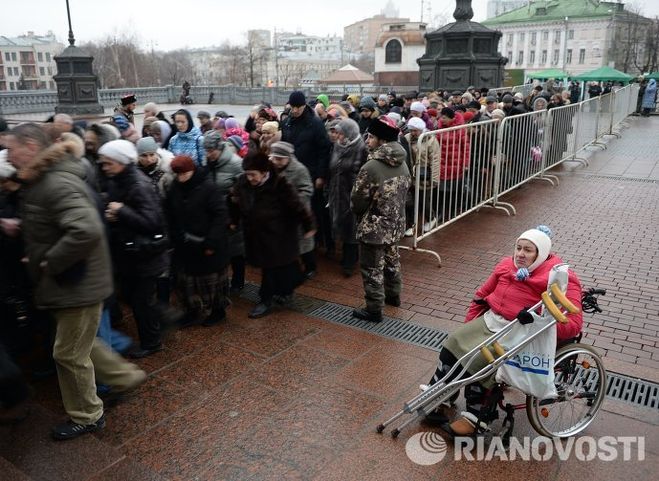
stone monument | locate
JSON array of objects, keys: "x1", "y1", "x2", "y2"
[
  {"x1": 417, "y1": 0, "x2": 507, "y2": 91},
  {"x1": 53, "y1": 0, "x2": 104, "y2": 115}
]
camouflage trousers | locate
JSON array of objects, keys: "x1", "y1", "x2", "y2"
[{"x1": 359, "y1": 242, "x2": 402, "y2": 313}]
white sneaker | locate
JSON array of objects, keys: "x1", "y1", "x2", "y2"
[
  {"x1": 423, "y1": 219, "x2": 437, "y2": 233},
  {"x1": 404, "y1": 227, "x2": 414, "y2": 237}
]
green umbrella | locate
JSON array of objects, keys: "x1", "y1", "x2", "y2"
[
  {"x1": 572, "y1": 66, "x2": 633, "y2": 83},
  {"x1": 526, "y1": 69, "x2": 570, "y2": 80}
]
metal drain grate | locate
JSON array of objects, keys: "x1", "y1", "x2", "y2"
[
  {"x1": 309, "y1": 302, "x2": 449, "y2": 352},
  {"x1": 578, "y1": 174, "x2": 659, "y2": 184},
  {"x1": 240, "y1": 283, "x2": 659, "y2": 410},
  {"x1": 606, "y1": 372, "x2": 659, "y2": 410}
]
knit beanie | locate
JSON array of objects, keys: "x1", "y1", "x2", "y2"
[
  {"x1": 98, "y1": 139, "x2": 137, "y2": 165},
  {"x1": 407, "y1": 117, "x2": 426, "y2": 132},
  {"x1": 359, "y1": 96, "x2": 377, "y2": 111},
  {"x1": 410, "y1": 101, "x2": 426, "y2": 113},
  {"x1": 226, "y1": 135, "x2": 244, "y2": 151},
  {"x1": 224, "y1": 118, "x2": 240, "y2": 130},
  {"x1": 242, "y1": 151, "x2": 271, "y2": 172},
  {"x1": 515, "y1": 225, "x2": 553, "y2": 279},
  {"x1": 316, "y1": 94, "x2": 330, "y2": 109},
  {"x1": 288, "y1": 91, "x2": 306, "y2": 107},
  {"x1": 270, "y1": 141, "x2": 295, "y2": 158},
  {"x1": 440, "y1": 107, "x2": 455, "y2": 119},
  {"x1": 203, "y1": 130, "x2": 224, "y2": 150},
  {"x1": 171, "y1": 155, "x2": 196, "y2": 174},
  {"x1": 136, "y1": 137, "x2": 159, "y2": 155}
]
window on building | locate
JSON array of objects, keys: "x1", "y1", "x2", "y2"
[
  {"x1": 554, "y1": 30, "x2": 561, "y2": 44},
  {"x1": 10, "y1": 81, "x2": 15, "y2": 90},
  {"x1": 552, "y1": 49, "x2": 559, "y2": 64},
  {"x1": 13, "y1": 67, "x2": 19, "y2": 76},
  {"x1": 385, "y1": 39, "x2": 402, "y2": 63},
  {"x1": 38, "y1": 52, "x2": 43, "y2": 62},
  {"x1": 543, "y1": 31, "x2": 549, "y2": 41},
  {"x1": 530, "y1": 50, "x2": 536, "y2": 64},
  {"x1": 46, "y1": 52, "x2": 51, "y2": 62},
  {"x1": 39, "y1": 66, "x2": 45, "y2": 76},
  {"x1": 530, "y1": 32, "x2": 537, "y2": 45},
  {"x1": 541, "y1": 50, "x2": 547, "y2": 64},
  {"x1": 47, "y1": 67, "x2": 52, "y2": 75},
  {"x1": 508, "y1": 50, "x2": 513, "y2": 61},
  {"x1": 566, "y1": 49, "x2": 572, "y2": 64},
  {"x1": 519, "y1": 32, "x2": 525, "y2": 43},
  {"x1": 49, "y1": 80, "x2": 54, "y2": 90},
  {"x1": 11, "y1": 52, "x2": 16, "y2": 62},
  {"x1": 517, "y1": 51, "x2": 524, "y2": 65},
  {"x1": 579, "y1": 48, "x2": 586, "y2": 64},
  {"x1": 568, "y1": 30, "x2": 574, "y2": 40},
  {"x1": 4, "y1": 53, "x2": 9, "y2": 62}
]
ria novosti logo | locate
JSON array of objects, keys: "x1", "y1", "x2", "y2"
[{"x1": 405, "y1": 433, "x2": 645, "y2": 465}]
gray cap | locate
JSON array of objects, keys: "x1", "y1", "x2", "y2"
[
  {"x1": 197, "y1": 110, "x2": 211, "y2": 119},
  {"x1": 203, "y1": 130, "x2": 224, "y2": 150},
  {"x1": 486, "y1": 96, "x2": 498, "y2": 104},
  {"x1": 136, "y1": 137, "x2": 159, "y2": 155}
]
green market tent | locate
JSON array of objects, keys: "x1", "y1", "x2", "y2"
[
  {"x1": 646, "y1": 72, "x2": 659, "y2": 80},
  {"x1": 526, "y1": 69, "x2": 570, "y2": 80},
  {"x1": 572, "y1": 66, "x2": 633, "y2": 83}
]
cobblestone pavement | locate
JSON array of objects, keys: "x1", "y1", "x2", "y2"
[{"x1": 1, "y1": 117, "x2": 657, "y2": 481}]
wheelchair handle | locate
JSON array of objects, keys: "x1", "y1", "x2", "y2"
[{"x1": 588, "y1": 288, "x2": 606, "y2": 296}]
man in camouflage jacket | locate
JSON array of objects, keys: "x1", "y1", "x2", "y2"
[{"x1": 351, "y1": 117, "x2": 411, "y2": 322}]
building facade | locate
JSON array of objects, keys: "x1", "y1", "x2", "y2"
[
  {"x1": 374, "y1": 22, "x2": 427, "y2": 87},
  {"x1": 344, "y1": 14, "x2": 410, "y2": 56},
  {"x1": 483, "y1": 1, "x2": 654, "y2": 77},
  {"x1": 486, "y1": 0, "x2": 530, "y2": 20},
  {"x1": 0, "y1": 31, "x2": 63, "y2": 91}
]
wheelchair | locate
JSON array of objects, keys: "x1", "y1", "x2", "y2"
[{"x1": 376, "y1": 283, "x2": 607, "y2": 443}]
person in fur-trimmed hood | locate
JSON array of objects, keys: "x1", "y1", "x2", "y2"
[{"x1": 5, "y1": 123, "x2": 145, "y2": 441}]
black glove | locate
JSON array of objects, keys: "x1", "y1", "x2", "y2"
[{"x1": 517, "y1": 308, "x2": 534, "y2": 325}]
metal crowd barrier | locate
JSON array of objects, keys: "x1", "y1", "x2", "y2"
[{"x1": 403, "y1": 84, "x2": 639, "y2": 264}]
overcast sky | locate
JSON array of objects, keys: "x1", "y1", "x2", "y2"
[{"x1": 2, "y1": 0, "x2": 659, "y2": 51}]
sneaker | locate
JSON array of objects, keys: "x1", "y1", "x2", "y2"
[
  {"x1": 51, "y1": 414, "x2": 106, "y2": 441},
  {"x1": 352, "y1": 308, "x2": 383, "y2": 323},
  {"x1": 404, "y1": 227, "x2": 414, "y2": 237}
]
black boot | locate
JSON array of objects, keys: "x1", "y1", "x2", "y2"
[
  {"x1": 352, "y1": 308, "x2": 383, "y2": 323},
  {"x1": 384, "y1": 295, "x2": 401, "y2": 307}
]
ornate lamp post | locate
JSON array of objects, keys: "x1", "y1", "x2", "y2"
[{"x1": 53, "y1": 0, "x2": 104, "y2": 115}]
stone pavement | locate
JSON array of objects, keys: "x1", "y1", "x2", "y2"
[{"x1": 1, "y1": 117, "x2": 657, "y2": 481}]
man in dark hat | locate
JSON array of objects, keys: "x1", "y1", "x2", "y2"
[
  {"x1": 281, "y1": 90, "x2": 332, "y2": 278},
  {"x1": 351, "y1": 117, "x2": 410, "y2": 323},
  {"x1": 115, "y1": 94, "x2": 137, "y2": 126}
]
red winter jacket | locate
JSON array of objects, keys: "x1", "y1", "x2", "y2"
[
  {"x1": 465, "y1": 255, "x2": 583, "y2": 341},
  {"x1": 436, "y1": 112, "x2": 471, "y2": 181}
]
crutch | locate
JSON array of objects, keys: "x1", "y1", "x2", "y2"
[{"x1": 376, "y1": 283, "x2": 580, "y2": 438}]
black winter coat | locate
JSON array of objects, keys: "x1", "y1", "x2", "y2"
[
  {"x1": 229, "y1": 172, "x2": 314, "y2": 269},
  {"x1": 106, "y1": 164, "x2": 168, "y2": 278},
  {"x1": 166, "y1": 170, "x2": 229, "y2": 275},
  {"x1": 281, "y1": 106, "x2": 331, "y2": 181}
]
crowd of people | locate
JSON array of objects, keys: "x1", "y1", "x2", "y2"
[{"x1": 0, "y1": 77, "x2": 646, "y2": 441}]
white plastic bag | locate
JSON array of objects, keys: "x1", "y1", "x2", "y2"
[
  {"x1": 495, "y1": 313, "x2": 557, "y2": 399},
  {"x1": 495, "y1": 264, "x2": 571, "y2": 399}
]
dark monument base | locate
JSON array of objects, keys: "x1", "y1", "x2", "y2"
[{"x1": 418, "y1": 0, "x2": 507, "y2": 91}]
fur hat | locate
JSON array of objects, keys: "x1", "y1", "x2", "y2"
[
  {"x1": 171, "y1": 155, "x2": 196, "y2": 174},
  {"x1": 242, "y1": 151, "x2": 271, "y2": 172},
  {"x1": 261, "y1": 121, "x2": 279, "y2": 134},
  {"x1": 367, "y1": 116, "x2": 399, "y2": 142},
  {"x1": 120, "y1": 94, "x2": 136, "y2": 106}
]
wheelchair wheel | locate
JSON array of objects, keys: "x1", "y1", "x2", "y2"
[{"x1": 526, "y1": 343, "x2": 606, "y2": 438}]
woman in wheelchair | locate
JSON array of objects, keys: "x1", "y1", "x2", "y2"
[{"x1": 425, "y1": 225, "x2": 583, "y2": 436}]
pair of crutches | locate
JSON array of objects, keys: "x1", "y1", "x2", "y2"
[{"x1": 376, "y1": 282, "x2": 580, "y2": 438}]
